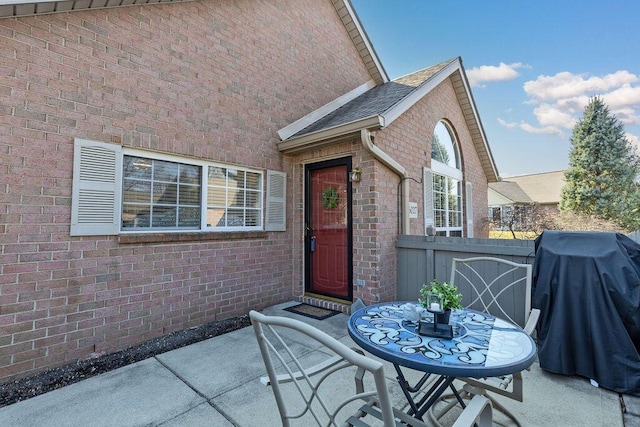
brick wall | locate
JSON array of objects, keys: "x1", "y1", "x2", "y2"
[
  {"x1": 0, "y1": 0, "x2": 372, "y2": 382},
  {"x1": 287, "y1": 138, "x2": 399, "y2": 307},
  {"x1": 285, "y1": 75, "x2": 491, "y2": 308},
  {"x1": 347, "y1": 76, "x2": 491, "y2": 302},
  {"x1": 342, "y1": 80, "x2": 487, "y2": 303},
  {"x1": 375, "y1": 77, "x2": 489, "y2": 238}
]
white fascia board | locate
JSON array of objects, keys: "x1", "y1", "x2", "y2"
[
  {"x1": 0, "y1": 0, "x2": 196, "y2": 19},
  {"x1": 0, "y1": 0, "x2": 188, "y2": 3},
  {"x1": 341, "y1": 0, "x2": 389, "y2": 83},
  {"x1": 1, "y1": 0, "x2": 55, "y2": 4},
  {"x1": 277, "y1": 115, "x2": 384, "y2": 153},
  {"x1": 382, "y1": 58, "x2": 462, "y2": 127},
  {"x1": 277, "y1": 80, "x2": 376, "y2": 141},
  {"x1": 454, "y1": 63, "x2": 500, "y2": 181}
]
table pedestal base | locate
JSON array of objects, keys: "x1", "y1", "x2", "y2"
[
  {"x1": 428, "y1": 385, "x2": 522, "y2": 427},
  {"x1": 393, "y1": 364, "x2": 465, "y2": 421}
]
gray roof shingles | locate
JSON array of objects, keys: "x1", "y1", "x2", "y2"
[
  {"x1": 490, "y1": 181, "x2": 533, "y2": 203},
  {"x1": 290, "y1": 59, "x2": 454, "y2": 138},
  {"x1": 490, "y1": 171, "x2": 566, "y2": 204}
]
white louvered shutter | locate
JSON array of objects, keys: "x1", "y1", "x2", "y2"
[
  {"x1": 423, "y1": 167, "x2": 434, "y2": 235},
  {"x1": 70, "y1": 139, "x2": 122, "y2": 236},
  {"x1": 465, "y1": 181, "x2": 474, "y2": 238},
  {"x1": 265, "y1": 170, "x2": 286, "y2": 231}
]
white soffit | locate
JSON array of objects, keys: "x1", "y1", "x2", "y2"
[
  {"x1": 277, "y1": 115, "x2": 384, "y2": 153},
  {"x1": 449, "y1": 65, "x2": 499, "y2": 182},
  {"x1": 334, "y1": 0, "x2": 388, "y2": 84},
  {"x1": 0, "y1": 0, "x2": 197, "y2": 19}
]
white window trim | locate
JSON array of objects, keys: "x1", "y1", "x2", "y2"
[
  {"x1": 124, "y1": 148, "x2": 265, "y2": 232},
  {"x1": 424, "y1": 167, "x2": 465, "y2": 237},
  {"x1": 436, "y1": 174, "x2": 463, "y2": 236},
  {"x1": 202, "y1": 164, "x2": 264, "y2": 232},
  {"x1": 423, "y1": 167, "x2": 434, "y2": 232},
  {"x1": 431, "y1": 159, "x2": 462, "y2": 181},
  {"x1": 429, "y1": 120, "x2": 466, "y2": 237}
]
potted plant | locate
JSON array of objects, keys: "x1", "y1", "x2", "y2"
[{"x1": 419, "y1": 280, "x2": 462, "y2": 324}]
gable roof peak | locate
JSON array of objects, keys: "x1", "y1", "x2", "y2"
[
  {"x1": 393, "y1": 57, "x2": 459, "y2": 86},
  {"x1": 278, "y1": 55, "x2": 499, "y2": 182}
]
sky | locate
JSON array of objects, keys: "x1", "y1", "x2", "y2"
[{"x1": 350, "y1": 0, "x2": 640, "y2": 178}]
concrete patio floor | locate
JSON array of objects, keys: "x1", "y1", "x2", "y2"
[{"x1": 0, "y1": 301, "x2": 636, "y2": 426}]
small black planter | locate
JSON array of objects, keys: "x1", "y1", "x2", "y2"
[{"x1": 435, "y1": 309, "x2": 451, "y2": 325}]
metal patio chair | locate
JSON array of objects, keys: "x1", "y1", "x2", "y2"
[
  {"x1": 250, "y1": 310, "x2": 493, "y2": 427},
  {"x1": 429, "y1": 256, "x2": 540, "y2": 427}
]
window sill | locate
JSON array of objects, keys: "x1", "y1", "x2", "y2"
[{"x1": 118, "y1": 231, "x2": 268, "y2": 244}]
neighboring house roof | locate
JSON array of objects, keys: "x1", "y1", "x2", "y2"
[
  {"x1": 490, "y1": 170, "x2": 566, "y2": 205},
  {"x1": 0, "y1": 0, "x2": 389, "y2": 86},
  {"x1": 489, "y1": 181, "x2": 532, "y2": 204},
  {"x1": 509, "y1": 170, "x2": 565, "y2": 204},
  {"x1": 278, "y1": 57, "x2": 499, "y2": 182}
]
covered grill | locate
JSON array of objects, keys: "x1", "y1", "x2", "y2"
[{"x1": 532, "y1": 231, "x2": 640, "y2": 396}]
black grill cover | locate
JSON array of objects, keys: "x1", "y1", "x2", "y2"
[{"x1": 532, "y1": 231, "x2": 640, "y2": 396}]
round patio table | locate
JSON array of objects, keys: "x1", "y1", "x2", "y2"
[{"x1": 347, "y1": 301, "x2": 537, "y2": 420}]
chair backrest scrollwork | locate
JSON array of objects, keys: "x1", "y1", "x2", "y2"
[{"x1": 450, "y1": 256, "x2": 533, "y2": 329}]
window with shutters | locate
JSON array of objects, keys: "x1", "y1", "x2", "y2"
[{"x1": 72, "y1": 139, "x2": 286, "y2": 236}]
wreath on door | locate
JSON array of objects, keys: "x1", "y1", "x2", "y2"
[{"x1": 321, "y1": 186, "x2": 339, "y2": 209}]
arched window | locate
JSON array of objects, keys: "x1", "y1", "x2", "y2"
[{"x1": 425, "y1": 121, "x2": 467, "y2": 237}]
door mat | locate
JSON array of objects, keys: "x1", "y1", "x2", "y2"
[{"x1": 283, "y1": 303, "x2": 341, "y2": 320}]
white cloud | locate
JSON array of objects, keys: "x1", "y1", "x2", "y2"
[
  {"x1": 533, "y1": 104, "x2": 576, "y2": 129},
  {"x1": 601, "y1": 85, "x2": 640, "y2": 125},
  {"x1": 497, "y1": 118, "x2": 517, "y2": 129},
  {"x1": 626, "y1": 132, "x2": 640, "y2": 154},
  {"x1": 512, "y1": 70, "x2": 640, "y2": 137},
  {"x1": 554, "y1": 95, "x2": 590, "y2": 113},
  {"x1": 518, "y1": 122, "x2": 565, "y2": 137},
  {"x1": 523, "y1": 70, "x2": 638, "y2": 101},
  {"x1": 612, "y1": 107, "x2": 640, "y2": 126},
  {"x1": 467, "y1": 63, "x2": 528, "y2": 88},
  {"x1": 497, "y1": 117, "x2": 565, "y2": 138}
]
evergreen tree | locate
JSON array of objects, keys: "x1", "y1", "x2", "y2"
[{"x1": 560, "y1": 96, "x2": 640, "y2": 231}]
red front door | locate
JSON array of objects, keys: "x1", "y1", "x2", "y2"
[{"x1": 305, "y1": 159, "x2": 352, "y2": 301}]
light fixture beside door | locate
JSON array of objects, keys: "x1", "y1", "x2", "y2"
[{"x1": 349, "y1": 167, "x2": 362, "y2": 182}]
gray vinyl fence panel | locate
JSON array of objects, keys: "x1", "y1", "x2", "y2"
[{"x1": 396, "y1": 235, "x2": 536, "y2": 306}]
